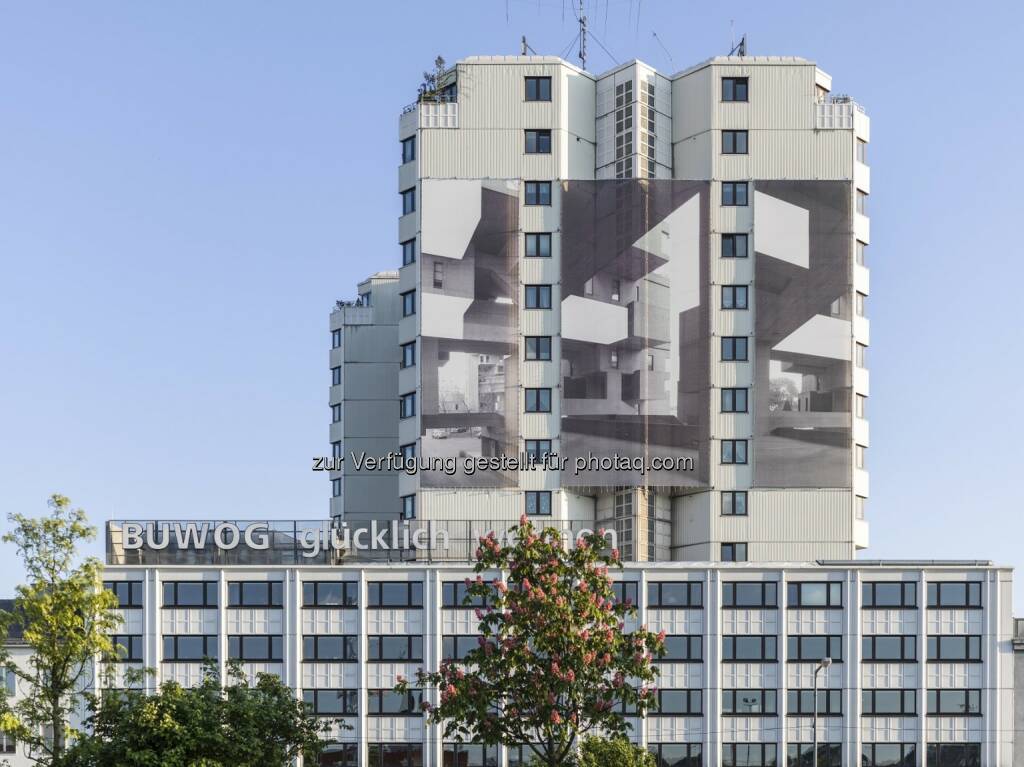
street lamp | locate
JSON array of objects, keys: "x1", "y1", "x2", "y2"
[{"x1": 812, "y1": 657, "x2": 832, "y2": 767}]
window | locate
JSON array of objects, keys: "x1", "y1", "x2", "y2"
[
  {"x1": 228, "y1": 635, "x2": 282, "y2": 662},
  {"x1": 303, "y1": 581, "x2": 358, "y2": 608},
  {"x1": 331, "y1": 478, "x2": 342, "y2": 498},
  {"x1": 162, "y1": 635, "x2": 217, "y2": 662},
  {"x1": 648, "y1": 582, "x2": 703, "y2": 608},
  {"x1": 367, "y1": 581, "x2": 423, "y2": 608},
  {"x1": 721, "y1": 336, "x2": 748, "y2": 361},
  {"x1": 612, "y1": 581, "x2": 639, "y2": 607},
  {"x1": 862, "y1": 689, "x2": 917, "y2": 716},
  {"x1": 525, "y1": 129, "x2": 552, "y2": 154},
  {"x1": 661, "y1": 635, "x2": 702, "y2": 662},
  {"x1": 722, "y1": 182, "x2": 748, "y2": 206},
  {"x1": 524, "y1": 388, "x2": 551, "y2": 412},
  {"x1": 722, "y1": 635, "x2": 776, "y2": 662},
  {"x1": 524, "y1": 439, "x2": 552, "y2": 462},
  {"x1": 722, "y1": 491, "x2": 748, "y2": 516},
  {"x1": 721, "y1": 542, "x2": 747, "y2": 562},
  {"x1": 722, "y1": 233, "x2": 749, "y2": 258},
  {"x1": 525, "y1": 76, "x2": 552, "y2": 101},
  {"x1": 399, "y1": 392, "x2": 416, "y2": 419},
  {"x1": 110, "y1": 634, "x2": 143, "y2": 662},
  {"x1": 788, "y1": 745, "x2": 841, "y2": 767},
  {"x1": 862, "y1": 635, "x2": 917, "y2": 662},
  {"x1": 926, "y1": 744, "x2": 981, "y2": 767},
  {"x1": 787, "y1": 582, "x2": 843, "y2": 608},
  {"x1": 401, "y1": 238, "x2": 416, "y2": 265},
  {"x1": 722, "y1": 77, "x2": 749, "y2": 102},
  {"x1": 855, "y1": 495, "x2": 866, "y2": 520},
  {"x1": 359, "y1": 291, "x2": 372, "y2": 307},
  {"x1": 787, "y1": 689, "x2": 843, "y2": 716},
  {"x1": 367, "y1": 745, "x2": 423, "y2": 767},
  {"x1": 862, "y1": 582, "x2": 917, "y2": 609},
  {"x1": 525, "y1": 232, "x2": 552, "y2": 257},
  {"x1": 401, "y1": 494, "x2": 416, "y2": 520},
  {"x1": 723, "y1": 744, "x2": 775, "y2": 767},
  {"x1": 331, "y1": 403, "x2": 342, "y2": 423},
  {"x1": 0, "y1": 733, "x2": 15, "y2": 754},
  {"x1": 442, "y1": 582, "x2": 488, "y2": 609},
  {"x1": 856, "y1": 240, "x2": 866, "y2": 266},
  {"x1": 609, "y1": 278, "x2": 621, "y2": 301},
  {"x1": 303, "y1": 635, "x2": 357, "y2": 662},
  {"x1": 927, "y1": 582, "x2": 982, "y2": 608},
  {"x1": 331, "y1": 329, "x2": 342, "y2": 349},
  {"x1": 928, "y1": 635, "x2": 981, "y2": 662},
  {"x1": 722, "y1": 130, "x2": 748, "y2": 154},
  {"x1": 857, "y1": 138, "x2": 867, "y2": 164},
  {"x1": 721, "y1": 388, "x2": 748, "y2": 413},
  {"x1": 856, "y1": 393, "x2": 867, "y2": 418},
  {"x1": 443, "y1": 743, "x2": 500, "y2": 767},
  {"x1": 401, "y1": 341, "x2": 416, "y2": 368},
  {"x1": 863, "y1": 744, "x2": 916, "y2": 767},
  {"x1": 856, "y1": 291, "x2": 866, "y2": 317},
  {"x1": 524, "y1": 181, "x2": 552, "y2": 206},
  {"x1": 401, "y1": 136, "x2": 415, "y2": 164},
  {"x1": 303, "y1": 689, "x2": 358, "y2": 716},
  {"x1": 648, "y1": 353, "x2": 655, "y2": 370},
  {"x1": 509, "y1": 745, "x2": 546, "y2": 767},
  {"x1": 855, "y1": 445, "x2": 866, "y2": 469},
  {"x1": 722, "y1": 285, "x2": 749, "y2": 310},
  {"x1": 722, "y1": 689, "x2": 775, "y2": 715},
  {"x1": 4, "y1": 668, "x2": 15, "y2": 696},
  {"x1": 856, "y1": 342, "x2": 867, "y2": 368},
  {"x1": 525, "y1": 336, "x2": 552, "y2": 361},
  {"x1": 525, "y1": 490, "x2": 552, "y2": 516},
  {"x1": 367, "y1": 689, "x2": 422, "y2": 716},
  {"x1": 162, "y1": 581, "x2": 218, "y2": 608},
  {"x1": 401, "y1": 187, "x2": 416, "y2": 215},
  {"x1": 433, "y1": 262, "x2": 444, "y2": 289},
  {"x1": 442, "y1": 635, "x2": 478, "y2": 662},
  {"x1": 228, "y1": 581, "x2": 283, "y2": 608},
  {"x1": 401, "y1": 290, "x2": 416, "y2": 317},
  {"x1": 652, "y1": 689, "x2": 702, "y2": 716},
  {"x1": 525, "y1": 284, "x2": 552, "y2": 309},
  {"x1": 721, "y1": 440, "x2": 748, "y2": 464},
  {"x1": 928, "y1": 689, "x2": 981, "y2": 716},
  {"x1": 104, "y1": 580, "x2": 144, "y2": 609},
  {"x1": 367, "y1": 636, "x2": 423, "y2": 662},
  {"x1": 320, "y1": 743, "x2": 357, "y2": 766},
  {"x1": 857, "y1": 190, "x2": 868, "y2": 215},
  {"x1": 331, "y1": 366, "x2": 342, "y2": 385},
  {"x1": 608, "y1": 350, "x2": 619, "y2": 369},
  {"x1": 788, "y1": 635, "x2": 842, "y2": 662},
  {"x1": 648, "y1": 744, "x2": 702, "y2": 767},
  {"x1": 723, "y1": 582, "x2": 777, "y2": 608}
]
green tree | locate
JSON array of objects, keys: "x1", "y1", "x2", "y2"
[
  {"x1": 0, "y1": 495, "x2": 121, "y2": 766},
  {"x1": 576, "y1": 735, "x2": 656, "y2": 767},
  {"x1": 397, "y1": 516, "x2": 665, "y2": 767}
]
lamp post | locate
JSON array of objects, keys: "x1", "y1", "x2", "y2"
[{"x1": 812, "y1": 657, "x2": 833, "y2": 767}]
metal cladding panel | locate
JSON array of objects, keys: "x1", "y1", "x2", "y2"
[
  {"x1": 343, "y1": 401, "x2": 397, "y2": 439},
  {"x1": 671, "y1": 67, "x2": 712, "y2": 142},
  {"x1": 420, "y1": 129, "x2": 560, "y2": 179},
  {"x1": 344, "y1": 326, "x2": 399, "y2": 363},
  {"x1": 342, "y1": 363, "x2": 398, "y2": 400},
  {"x1": 419, "y1": 488, "x2": 521, "y2": 522},
  {"x1": 716, "y1": 64, "x2": 817, "y2": 131},
  {"x1": 455, "y1": 62, "x2": 578, "y2": 131},
  {"x1": 713, "y1": 130, "x2": 853, "y2": 181}
]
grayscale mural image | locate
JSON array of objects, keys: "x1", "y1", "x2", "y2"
[
  {"x1": 753, "y1": 180, "x2": 853, "y2": 488},
  {"x1": 559, "y1": 180, "x2": 710, "y2": 488}
]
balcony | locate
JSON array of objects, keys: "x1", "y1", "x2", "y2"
[{"x1": 815, "y1": 96, "x2": 864, "y2": 130}]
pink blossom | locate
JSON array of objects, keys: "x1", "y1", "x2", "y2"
[
  {"x1": 520, "y1": 514, "x2": 528, "y2": 526},
  {"x1": 550, "y1": 711, "x2": 562, "y2": 724},
  {"x1": 446, "y1": 684, "x2": 457, "y2": 696},
  {"x1": 475, "y1": 608, "x2": 484, "y2": 619},
  {"x1": 657, "y1": 630, "x2": 667, "y2": 642},
  {"x1": 610, "y1": 548, "x2": 620, "y2": 561}
]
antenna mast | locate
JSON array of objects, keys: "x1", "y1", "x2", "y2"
[{"x1": 578, "y1": 0, "x2": 587, "y2": 69}]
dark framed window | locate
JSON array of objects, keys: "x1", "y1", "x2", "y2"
[
  {"x1": 927, "y1": 635, "x2": 981, "y2": 662},
  {"x1": 857, "y1": 190, "x2": 868, "y2": 215},
  {"x1": 927, "y1": 689, "x2": 981, "y2": 716},
  {"x1": 162, "y1": 635, "x2": 217, "y2": 662},
  {"x1": 722, "y1": 285, "x2": 749, "y2": 309},
  {"x1": 509, "y1": 745, "x2": 545, "y2": 767},
  {"x1": 162, "y1": 581, "x2": 218, "y2": 609},
  {"x1": 524, "y1": 439, "x2": 552, "y2": 462},
  {"x1": 722, "y1": 233, "x2": 748, "y2": 258},
  {"x1": 863, "y1": 744, "x2": 916, "y2": 767},
  {"x1": 303, "y1": 688, "x2": 358, "y2": 716},
  {"x1": 367, "y1": 689, "x2": 422, "y2": 716},
  {"x1": 525, "y1": 336, "x2": 552, "y2": 361},
  {"x1": 110, "y1": 634, "x2": 143, "y2": 662},
  {"x1": 927, "y1": 582, "x2": 982, "y2": 609},
  {"x1": 722, "y1": 182, "x2": 749, "y2": 206},
  {"x1": 862, "y1": 635, "x2": 917, "y2": 662},
  {"x1": 722, "y1": 635, "x2": 777, "y2": 662},
  {"x1": 303, "y1": 581, "x2": 358, "y2": 608},
  {"x1": 331, "y1": 478, "x2": 342, "y2": 498},
  {"x1": 722, "y1": 743, "x2": 775, "y2": 767},
  {"x1": 525, "y1": 76, "x2": 552, "y2": 101},
  {"x1": 401, "y1": 136, "x2": 415, "y2": 164},
  {"x1": 721, "y1": 440, "x2": 748, "y2": 464},
  {"x1": 0, "y1": 733, "x2": 14, "y2": 754},
  {"x1": 722, "y1": 689, "x2": 775, "y2": 715},
  {"x1": 401, "y1": 290, "x2": 416, "y2": 317},
  {"x1": 926, "y1": 744, "x2": 980, "y2": 767},
  {"x1": 787, "y1": 635, "x2": 842, "y2": 662},
  {"x1": 721, "y1": 388, "x2": 748, "y2": 413},
  {"x1": 525, "y1": 490, "x2": 552, "y2": 516},
  {"x1": 863, "y1": 582, "x2": 917, "y2": 609},
  {"x1": 612, "y1": 581, "x2": 639, "y2": 607},
  {"x1": 722, "y1": 491, "x2": 748, "y2": 516},
  {"x1": 331, "y1": 403, "x2": 342, "y2": 423},
  {"x1": 788, "y1": 582, "x2": 843, "y2": 609},
  {"x1": 228, "y1": 635, "x2": 282, "y2": 662},
  {"x1": 367, "y1": 635, "x2": 423, "y2": 662},
  {"x1": 722, "y1": 77, "x2": 749, "y2": 102},
  {"x1": 648, "y1": 744, "x2": 702, "y2": 767},
  {"x1": 525, "y1": 129, "x2": 552, "y2": 154},
  {"x1": 320, "y1": 743, "x2": 358, "y2": 767},
  {"x1": 787, "y1": 688, "x2": 843, "y2": 716},
  {"x1": 400, "y1": 341, "x2": 416, "y2": 368},
  {"x1": 401, "y1": 187, "x2": 416, "y2": 215},
  {"x1": 443, "y1": 743, "x2": 499, "y2": 767},
  {"x1": 303, "y1": 635, "x2": 357, "y2": 662},
  {"x1": 525, "y1": 232, "x2": 552, "y2": 257},
  {"x1": 367, "y1": 582, "x2": 423, "y2": 608},
  {"x1": 367, "y1": 745, "x2": 423, "y2": 767},
  {"x1": 331, "y1": 328, "x2": 342, "y2": 348},
  {"x1": 862, "y1": 689, "x2": 917, "y2": 716},
  {"x1": 442, "y1": 582, "x2": 489, "y2": 609},
  {"x1": 331, "y1": 441, "x2": 342, "y2": 459},
  {"x1": 652, "y1": 689, "x2": 702, "y2": 716},
  {"x1": 525, "y1": 181, "x2": 552, "y2": 206},
  {"x1": 525, "y1": 388, "x2": 552, "y2": 412},
  {"x1": 525, "y1": 284, "x2": 552, "y2": 308},
  {"x1": 660, "y1": 635, "x2": 702, "y2": 662},
  {"x1": 331, "y1": 366, "x2": 342, "y2": 385},
  {"x1": 400, "y1": 443, "x2": 415, "y2": 461},
  {"x1": 401, "y1": 237, "x2": 416, "y2": 265},
  {"x1": 721, "y1": 336, "x2": 748, "y2": 361},
  {"x1": 442, "y1": 635, "x2": 479, "y2": 662},
  {"x1": 787, "y1": 744, "x2": 841, "y2": 767},
  {"x1": 399, "y1": 392, "x2": 416, "y2": 419},
  {"x1": 228, "y1": 581, "x2": 283, "y2": 608},
  {"x1": 104, "y1": 580, "x2": 144, "y2": 609},
  {"x1": 721, "y1": 542, "x2": 747, "y2": 562},
  {"x1": 648, "y1": 581, "x2": 703, "y2": 608},
  {"x1": 722, "y1": 130, "x2": 749, "y2": 154},
  {"x1": 723, "y1": 582, "x2": 777, "y2": 608},
  {"x1": 401, "y1": 494, "x2": 416, "y2": 520}
]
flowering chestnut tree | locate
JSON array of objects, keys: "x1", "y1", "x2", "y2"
[{"x1": 396, "y1": 516, "x2": 665, "y2": 767}]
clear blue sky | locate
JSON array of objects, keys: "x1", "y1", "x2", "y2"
[{"x1": 2, "y1": 2, "x2": 1022, "y2": 605}]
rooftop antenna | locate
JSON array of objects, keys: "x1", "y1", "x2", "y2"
[
  {"x1": 521, "y1": 35, "x2": 537, "y2": 55},
  {"x1": 652, "y1": 31, "x2": 674, "y2": 70},
  {"x1": 578, "y1": 0, "x2": 587, "y2": 69},
  {"x1": 728, "y1": 30, "x2": 747, "y2": 57}
]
